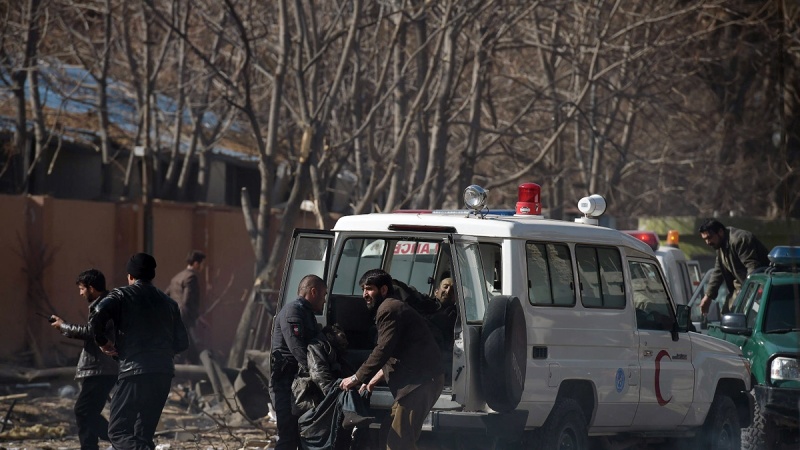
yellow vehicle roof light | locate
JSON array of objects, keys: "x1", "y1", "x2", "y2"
[{"x1": 666, "y1": 230, "x2": 679, "y2": 247}]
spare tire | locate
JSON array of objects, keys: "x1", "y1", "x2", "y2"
[{"x1": 480, "y1": 295, "x2": 527, "y2": 413}]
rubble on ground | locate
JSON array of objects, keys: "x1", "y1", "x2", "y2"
[{"x1": 0, "y1": 351, "x2": 277, "y2": 450}]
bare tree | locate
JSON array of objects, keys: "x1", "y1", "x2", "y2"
[{"x1": 0, "y1": 0, "x2": 44, "y2": 192}]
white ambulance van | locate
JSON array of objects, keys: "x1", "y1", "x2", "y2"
[{"x1": 274, "y1": 183, "x2": 753, "y2": 449}]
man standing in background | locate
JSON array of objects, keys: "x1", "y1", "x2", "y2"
[
  {"x1": 166, "y1": 250, "x2": 206, "y2": 364},
  {"x1": 50, "y1": 269, "x2": 118, "y2": 450}
]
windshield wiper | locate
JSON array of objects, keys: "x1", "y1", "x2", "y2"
[{"x1": 766, "y1": 328, "x2": 800, "y2": 334}]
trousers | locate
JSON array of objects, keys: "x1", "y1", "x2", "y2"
[
  {"x1": 107, "y1": 373, "x2": 173, "y2": 450},
  {"x1": 386, "y1": 374, "x2": 444, "y2": 450},
  {"x1": 75, "y1": 375, "x2": 116, "y2": 450},
  {"x1": 270, "y1": 374, "x2": 300, "y2": 450}
]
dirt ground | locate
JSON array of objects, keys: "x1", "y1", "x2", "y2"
[{"x1": 0, "y1": 381, "x2": 277, "y2": 450}]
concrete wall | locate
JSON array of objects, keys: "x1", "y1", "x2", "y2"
[
  {"x1": 0, "y1": 194, "x2": 272, "y2": 368},
  {"x1": 0, "y1": 195, "x2": 30, "y2": 365}
]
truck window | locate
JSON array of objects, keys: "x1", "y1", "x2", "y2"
[
  {"x1": 332, "y1": 238, "x2": 440, "y2": 295},
  {"x1": 576, "y1": 246, "x2": 625, "y2": 309},
  {"x1": 333, "y1": 238, "x2": 385, "y2": 295},
  {"x1": 629, "y1": 261, "x2": 674, "y2": 330},
  {"x1": 388, "y1": 241, "x2": 439, "y2": 293},
  {"x1": 763, "y1": 284, "x2": 800, "y2": 332},
  {"x1": 479, "y1": 243, "x2": 502, "y2": 295},
  {"x1": 527, "y1": 242, "x2": 575, "y2": 306},
  {"x1": 454, "y1": 240, "x2": 490, "y2": 323},
  {"x1": 282, "y1": 235, "x2": 330, "y2": 309},
  {"x1": 737, "y1": 283, "x2": 763, "y2": 328}
]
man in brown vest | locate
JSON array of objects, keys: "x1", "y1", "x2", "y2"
[{"x1": 166, "y1": 250, "x2": 206, "y2": 364}]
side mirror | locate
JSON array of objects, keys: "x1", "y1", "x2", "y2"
[{"x1": 720, "y1": 313, "x2": 752, "y2": 336}]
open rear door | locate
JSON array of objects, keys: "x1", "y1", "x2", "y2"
[
  {"x1": 449, "y1": 235, "x2": 527, "y2": 414},
  {"x1": 276, "y1": 229, "x2": 334, "y2": 317},
  {"x1": 449, "y1": 235, "x2": 490, "y2": 410}
]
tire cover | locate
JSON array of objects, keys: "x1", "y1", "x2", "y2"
[{"x1": 480, "y1": 295, "x2": 527, "y2": 413}]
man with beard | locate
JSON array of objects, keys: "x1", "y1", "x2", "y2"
[
  {"x1": 50, "y1": 269, "x2": 118, "y2": 450},
  {"x1": 698, "y1": 218, "x2": 770, "y2": 315},
  {"x1": 339, "y1": 269, "x2": 443, "y2": 450}
]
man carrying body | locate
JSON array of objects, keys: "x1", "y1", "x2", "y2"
[
  {"x1": 339, "y1": 269, "x2": 443, "y2": 450},
  {"x1": 166, "y1": 250, "x2": 206, "y2": 364},
  {"x1": 89, "y1": 253, "x2": 189, "y2": 450},
  {"x1": 698, "y1": 218, "x2": 770, "y2": 314},
  {"x1": 50, "y1": 269, "x2": 118, "y2": 450},
  {"x1": 270, "y1": 274, "x2": 327, "y2": 450}
]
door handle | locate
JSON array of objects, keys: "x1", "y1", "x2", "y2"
[{"x1": 643, "y1": 350, "x2": 653, "y2": 357}]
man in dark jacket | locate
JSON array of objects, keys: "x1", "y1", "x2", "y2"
[
  {"x1": 165, "y1": 249, "x2": 206, "y2": 364},
  {"x1": 50, "y1": 269, "x2": 118, "y2": 450},
  {"x1": 698, "y1": 218, "x2": 770, "y2": 314},
  {"x1": 270, "y1": 274, "x2": 327, "y2": 450},
  {"x1": 89, "y1": 253, "x2": 189, "y2": 450},
  {"x1": 339, "y1": 269, "x2": 443, "y2": 450}
]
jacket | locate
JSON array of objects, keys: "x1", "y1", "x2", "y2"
[
  {"x1": 165, "y1": 267, "x2": 200, "y2": 327},
  {"x1": 354, "y1": 297, "x2": 442, "y2": 400},
  {"x1": 271, "y1": 297, "x2": 318, "y2": 376},
  {"x1": 89, "y1": 280, "x2": 189, "y2": 378},
  {"x1": 308, "y1": 333, "x2": 353, "y2": 395},
  {"x1": 706, "y1": 227, "x2": 770, "y2": 304},
  {"x1": 58, "y1": 295, "x2": 118, "y2": 379}
]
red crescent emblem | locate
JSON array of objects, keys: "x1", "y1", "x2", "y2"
[{"x1": 655, "y1": 350, "x2": 672, "y2": 406}]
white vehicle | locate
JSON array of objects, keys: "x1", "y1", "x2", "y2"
[
  {"x1": 623, "y1": 230, "x2": 703, "y2": 306},
  {"x1": 274, "y1": 183, "x2": 753, "y2": 449}
]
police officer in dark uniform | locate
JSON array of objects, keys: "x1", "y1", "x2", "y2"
[{"x1": 269, "y1": 274, "x2": 327, "y2": 450}]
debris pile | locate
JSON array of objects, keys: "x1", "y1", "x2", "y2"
[{"x1": 0, "y1": 351, "x2": 277, "y2": 449}]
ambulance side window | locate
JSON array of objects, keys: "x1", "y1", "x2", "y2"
[
  {"x1": 527, "y1": 242, "x2": 575, "y2": 306},
  {"x1": 480, "y1": 243, "x2": 502, "y2": 295},
  {"x1": 576, "y1": 246, "x2": 625, "y2": 309},
  {"x1": 629, "y1": 260, "x2": 674, "y2": 330}
]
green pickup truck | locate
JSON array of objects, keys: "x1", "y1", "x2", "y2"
[{"x1": 708, "y1": 246, "x2": 800, "y2": 449}]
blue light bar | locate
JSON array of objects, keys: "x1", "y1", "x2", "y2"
[
  {"x1": 430, "y1": 209, "x2": 516, "y2": 216},
  {"x1": 768, "y1": 246, "x2": 800, "y2": 266}
]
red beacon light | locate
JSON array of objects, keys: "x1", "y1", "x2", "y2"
[
  {"x1": 516, "y1": 183, "x2": 542, "y2": 216},
  {"x1": 622, "y1": 230, "x2": 660, "y2": 252}
]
